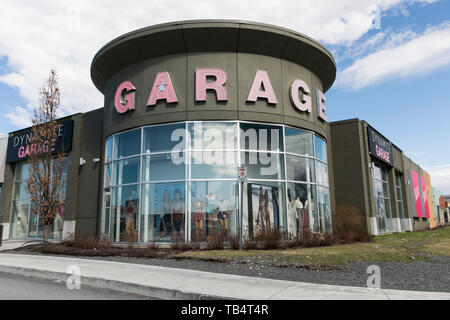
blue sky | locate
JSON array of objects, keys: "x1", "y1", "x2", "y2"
[{"x1": 0, "y1": 0, "x2": 449, "y2": 192}]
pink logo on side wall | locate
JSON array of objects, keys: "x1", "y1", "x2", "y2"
[
  {"x1": 420, "y1": 176, "x2": 430, "y2": 218},
  {"x1": 411, "y1": 170, "x2": 423, "y2": 217}
]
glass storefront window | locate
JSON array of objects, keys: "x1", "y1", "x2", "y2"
[
  {"x1": 240, "y1": 123, "x2": 283, "y2": 152},
  {"x1": 189, "y1": 122, "x2": 238, "y2": 150},
  {"x1": 140, "y1": 182, "x2": 185, "y2": 242},
  {"x1": 316, "y1": 160, "x2": 329, "y2": 187},
  {"x1": 286, "y1": 155, "x2": 315, "y2": 183},
  {"x1": 286, "y1": 183, "x2": 317, "y2": 237},
  {"x1": 143, "y1": 123, "x2": 186, "y2": 153},
  {"x1": 314, "y1": 135, "x2": 327, "y2": 163},
  {"x1": 10, "y1": 200, "x2": 29, "y2": 239},
  {"x1": 241, "y1": 152, "x2": 285, "y2": 180},
  {"x1": 112, "y1": 157, "x2": 140, "y2": 185},
  {"x1": 113, "y1": 129, "x2": 141, "y2": 159},
  {"x1": 142, "y1": 153, "x2": 185, "y2": 182},
  {"x1": 317, "y1": 186, "x2": 332, "y2": 234},
  {"x1": 285, "y1": 127, "x2": 313, "y2": 156},
  {"x1": 10, "y1": 160, "x2": 68, "y2": 240},
  {"x1": 111, "y1": 185, "x2": 139, "y2": 242},
  {"x1": 13, "y1": 182, "x2": 30, "y2": 201},
  {"x1": 190, "y1": 151, "x2": 237, "y2": 179},
  {"x1": 190, "y1": 181, "x2": 237, "y2": 241},
  {"x1": 372, "y1": 163, "x2": 392, "y2": 233},
  {"x1": 14, "y1": 163, "x2": 30, "y2": 181},
  {"x1": 105, "y1": 138, "x2": 113, "y2": 162},
  {"x1": 104, "y1": 121, "x2": 330, "y2": 243}
]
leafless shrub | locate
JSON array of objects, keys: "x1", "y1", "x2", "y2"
[{"x1": 333, "y1": 205, "x2": 373, "y2": 243}]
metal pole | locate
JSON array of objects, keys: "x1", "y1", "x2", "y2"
[{"x1": 239, "y1": 180, "x2": 243, "y2": 250}]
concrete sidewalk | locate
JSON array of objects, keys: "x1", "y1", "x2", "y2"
[{"x1": 0, "y1": 253, "x2": 449, "y2": 300}]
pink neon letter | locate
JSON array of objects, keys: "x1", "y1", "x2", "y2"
[
  {"x1": 195, "y1": 69, "x2": 227, "y2": 101},
  {"x1": 114, "y1": 81, "x2": 135, "y2": 114},
  {"x1": 290, "y1": 79, "x2": 312, "y2": 113},
  {"x1": 147, "y1": 72, "x2": 178, "y2": 106},
  {"x1": 316, "y1": 89, "x2": 327, "y2": 122},
  {"x1": 247, "y1": 70, "x2": 278, "y2": 104}
]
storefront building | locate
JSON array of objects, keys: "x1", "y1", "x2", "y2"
[
  {"x1": 330, "y1": 119, "x2": 437, "y2": 235},
  {"x1": 0, "y1": 20, "x2": 441, "y2": 243},
  {"x1": 0, "y1": 20, "x2": 336, "y2": 242}
]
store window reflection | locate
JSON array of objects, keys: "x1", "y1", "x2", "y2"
[
  {"x1": 190, "y1": 181, "x2": 237, "y2": 241},
  {"x1": 140, "y1": 183, "x2": 185, "y2": 242},
  {"x1": 372, "y1": 163, "x2": 392, "y2": 233},
  {"x1": 111, "y1": 185, "x2": 139, "y2": 242},
  {"x1": 103, "y1": 121, "x2": 331, "y2": 243},
  {"x1": 10, "y1": 159, "x2": 68, "y2": 240},
  {"x1": 287, "y1": 183, "x2": 317, "y2": 237}
]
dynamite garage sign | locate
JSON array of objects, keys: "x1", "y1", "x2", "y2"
[
  {"x1": 6, "y1": 120, "x2": 74, "y2": 163},
  {"x1": 367, "y1": 126, "x2": 394, "y2": 167}
]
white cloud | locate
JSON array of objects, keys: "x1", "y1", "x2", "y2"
[
  {"x1": 5, "y1": 106, "x2": 33, "y2": 128},
  {"x1": 425, "y1": 164, "x2": 450, "y2": 194},
  {"x1": 0, "y1": 0, "x2": 441, "y2": 128},
  {"x1": 337, "y1": 22, "x2": 450, "y2": 89}
]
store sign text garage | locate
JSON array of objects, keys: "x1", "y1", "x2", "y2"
[
  {"x1": 6, "y1": 120, "x2": 74, "y2": 163},
  {"x1": 367, "y1": 127, "x2": 394, "y2": 167},
  {"x1": 114, "y1": 69, "x2": 328, "y2": 122}
]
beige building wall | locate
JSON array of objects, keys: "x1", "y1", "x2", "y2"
[{"x1": 423, "y1": 171, "x2": 437, "y2": 229}]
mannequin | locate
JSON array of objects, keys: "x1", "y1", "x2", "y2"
[
  {"x1": 287, "y1": 193, "x2": 296, "y2": 238},
  {"x1": 161, "y1": 190, "x2": 171, "y2": 237},
  {"x1": 294, "y1": 196, "x2": 304, "y2": 237},
  {"x1": 256, "y1": 186, "x2": 266, "y2": 234},
  {"x1": 218, "y1": 197, "x2": 230, "y2": 236},
  {"x1": 193, "y1": 195, "x2": 205, "y2": 241},
  {"x1": 264, "y1": 191, "x2": 271, "y2": 233},
  {"x1": 206, "y1": 193, "x2": 219, "y2": 238},
  {"x1": 125, "y1": 201, "x2": 136, "y2": 241},
  {"x1": 171, "y1": 189, "x2": 185, "y2": 241},
  {"x1": 53, "y1": 203, "x2": 64, "y2": 240}
]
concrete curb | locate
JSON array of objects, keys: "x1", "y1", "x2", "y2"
[{"x1": 0, "y1": 265, "x2": 230, "y2": 300}]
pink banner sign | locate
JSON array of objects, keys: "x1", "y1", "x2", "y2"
[
  {"x1": 420, "y1": 176, "x2": 430, "y2": 218},
  {"x1": 411, "y1": 170, "x2": 423, "y2": 217}
]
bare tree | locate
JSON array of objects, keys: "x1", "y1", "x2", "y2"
[{"x1": 26, "y1": 70, "x2": 66, "y2": 242}]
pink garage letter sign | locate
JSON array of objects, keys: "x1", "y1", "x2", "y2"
[
  {"x1": 147, "y1": 72, "x2": 178, "y2": 106},
  {"x1": 411, "y1": 170, "x2": 423, "y2": 217},
  {"x1": 290, "y1": 79, "x2": 312, "y2": 113},
  {"x1": 247, "y1": 70, "x2": 278, "y2": 104},
  {"x1": 420, "y1": 176, "x2": 430, "y2": 218},
  {"x1": 316, "y1": 89, "x2": 327, "y2": 122},
  {"x1": 114, "y1": 81, "x2": 136, "y2": 113},
  {"x1": 195, "y1": 69, "x2": 228, "y2": 101}
]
